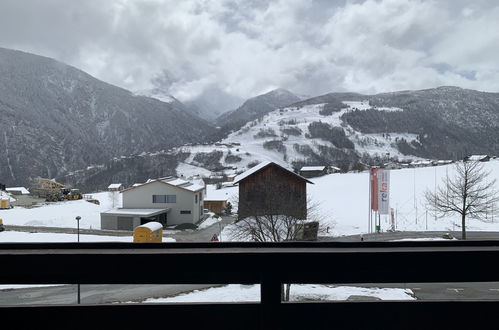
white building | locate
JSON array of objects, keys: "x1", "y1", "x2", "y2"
[{"x1": 101, "y1": 176, "x2": 205, "y2": 231}]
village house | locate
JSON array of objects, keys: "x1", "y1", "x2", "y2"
[
  {"x1": 235, "y1": 162, "x2": 313, "y2": 220},
  {"x1": 464, "y1": 155, "x2": 491, "y2": 162},
  {"x1": 101, "y1": 176, "x2": 205, "y2": 231},
  {"x1": 203, "y1": 198, "x2": 228, "y2": 215},
  {"x1": 107, "y1": 183, "x2": 124, "y2": 192},
  {"x1": 299, "y1": 165, "x2": 340, "y2": 178}
]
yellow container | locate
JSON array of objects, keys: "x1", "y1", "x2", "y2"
[
  {"x1": 0, "y1": 200, "x2": 8, "y2": 209},
  {"x1": 133, "y1": 222, "x2": 163, "y2": 242}
]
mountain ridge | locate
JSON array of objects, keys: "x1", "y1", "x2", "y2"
[{"x1": 0, "y1": 47, "x2": 213, "y2": 187}]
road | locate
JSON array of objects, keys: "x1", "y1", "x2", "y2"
[
  {"x1": 0, "y1": 284, "x2": 219, "y2": 305},
  {"x1": 1, "y1": 217, "x2": 235, "y2": 306},
  {"x1": 319, "y1": 230, "x2": 499, "y2": 242},
  {"x1": 353, "y1": 282, "x2": 499, "y2": 300}
]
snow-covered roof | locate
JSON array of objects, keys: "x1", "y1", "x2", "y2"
[
  {"x1": 164, "y1": 178, "x2": 189, "y2": 186},
  {"x1": 467, "y1": 155, "x2": 489, "y2": 161},
  {"x1": 6, "y1": 187, "x2": 30, "y2": 195},
  {"x1": 204, "y1": 197, "x2": 229, "y2": 202},
  {"x1": 107, "y1": 183, "x2": 123, "y2": 189},
  {"x1": 234, "y1": 161, "x2": 313, "y2": 184},
  {"x1": 122, "y1": 176, "x2": 205, "y2": 194},
  {"x1": 137, "y1": 221, "x2": 163, "y2": 231},
  {"x1": 101, "y1": 208, "x2": 169, "y2": 216},
  {"x1": 132, "y1": 183, "x2": 143, "y2": 187},
  {"x1": 300, "y1": 166, "x2": 326, "y2": 171}
]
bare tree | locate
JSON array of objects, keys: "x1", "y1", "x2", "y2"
[
  {"x1": 425, "y1": 161, "x2": 499, "y2": 240},
  {"x1": 228, "y1": 197, "x2": 324, "y2": 301}
]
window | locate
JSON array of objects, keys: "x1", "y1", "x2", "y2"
[
  {"x1": 152, "y1": 195, "x2": 176, "y2": 203},
  {"x1": 180, "y1": 210, "x2": 191, "y2": 214},
  {"x1": 195, "y1": 194, "x2": 198, "y2": 204},
  {"x1": 152, "y1": 195, "x2": 167, "y2": 203}
]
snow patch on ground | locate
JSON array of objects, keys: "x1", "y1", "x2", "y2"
[
  {"x1": 198, "y1": 213, "x2": 223, "y2": 229},
  {"x1": 0, "y1": 191, "x2": 121, "y2": 230},
  {"x1": 142, "y1": 284, "x2": 415, "y2": 303}
]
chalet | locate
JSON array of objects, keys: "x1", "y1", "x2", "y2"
[
  {"x1": 299, "y1": 166, "x2": 339, "y2": 178},
  {"x1": 234, "y1": 162, "x2": 313, "y2": 220},
  {"x1": 204, "y1": 198, "x2": 228, "y2": 215},
  {"x1": 101, "y1": 176, "x2": 205, "y2": 231},
  {"x1": 108, "y1": 183, "x2": 124, "y2": 192},
  {"x1": 464, "y1": 155, "x2": 490, "y2": 162},
  {"x1": 226, "y1": 174, "x2": 238, "y2": 182}
]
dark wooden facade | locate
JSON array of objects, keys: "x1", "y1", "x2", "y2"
[
  {"x1": 204, "y1": 200, "x2": 228, "y2": 215},
  {"x1": 237, "y1": 163, "x2": 312, "y2": 220}
]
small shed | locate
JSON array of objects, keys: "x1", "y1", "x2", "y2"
[
  {"x1": 204, "y1": 199, "x2": 228, "y2": 215},
  {"x1": 108, "y1": 183, "x2": 124, "y2": 192}
]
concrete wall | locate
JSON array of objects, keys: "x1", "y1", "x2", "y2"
[
  {"x1": 101, "y1": 214, "x2": 141, "y2": 230},
  {"x1": 122, "y1": 181, "x2": 204, "y2": 225}
]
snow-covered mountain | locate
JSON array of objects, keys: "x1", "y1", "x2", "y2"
[
  {"x1": 216, "y1": 88, "x2": 302, "y2": 135},
  {"x1": 173, "y1": 100, "x2": 415, "y2": 178},
  {"x1": 0, "y1": 47, "x2": 213, "y2": 187},
  {"x1": 171, "y1": 86, "x2": 499, "y2": 178}
]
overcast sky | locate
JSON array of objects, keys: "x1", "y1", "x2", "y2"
[{"x1": 1, "y1": 0, "x2": 498, "y2": 101}]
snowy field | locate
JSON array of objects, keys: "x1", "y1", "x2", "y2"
[
  {"x1": 0, "y1": 191, "x2": 121, "y2": 229},
  {"x1": 218, "y1": 159, "x2": 499, "y2": 238},
  {"x1": 141, "y1": 284, "x2": 415, "y2": 303},
  {"x1": 310, "y1": 159, "x2": 499, "y2": 236},
  {"x1": 3, "y1": 160, "x2": 499, "y2": 242}
]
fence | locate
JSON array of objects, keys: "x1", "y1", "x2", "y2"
[{"x1": 2, "y1": 240, "x2": 499, "y2": 329}]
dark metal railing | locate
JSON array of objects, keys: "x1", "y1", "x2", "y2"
[{"x1": 2, "y1": 240, "x2": 499, "y2": 329}]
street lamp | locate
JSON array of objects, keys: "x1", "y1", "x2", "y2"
[
  {"x1": 75, "y1": 216, "x2": 81, "y2": 243},
  {"x1": 75, "y1": 215, "x2": 81, "y2": 304}
]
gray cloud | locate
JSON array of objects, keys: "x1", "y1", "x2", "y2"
[{"x1": 1, "y1": 0, "x2": 498, "y2": 101}]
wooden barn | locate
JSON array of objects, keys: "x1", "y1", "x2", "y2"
[{"x1": 234, "y1": 162, "x2": 313, "y2": 220}]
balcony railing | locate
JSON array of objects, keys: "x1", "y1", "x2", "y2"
[{"x1": 2, "y1": 240, "x2": 499, "y2": 329}]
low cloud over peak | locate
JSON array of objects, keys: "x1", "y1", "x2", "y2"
[{"x1": 1, "y1": 0, "x2": 498, "y2": 101}]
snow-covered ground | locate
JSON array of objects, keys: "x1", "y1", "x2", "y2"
[
  {"x1": 198, "y1": 213, "x2": 223, "y2": 229},
  {"x1": 218, "y1": 159, "x2": 499, "y2": 238},
  {"x1": 141, "y1": 284, "x2": 415, "y2": 303},
  {"x1": 3, "y1": 159, "x2": 499, "y2": 242},
  {"x1": 0, "y1": 231, "x2": 133, "y2": 243},
  {"x1": 310, "y1": 159, "x2": 499, "y2": 236},
  {"x1": 0, "y1": 191, "x2": 121, "y2": 229}
]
